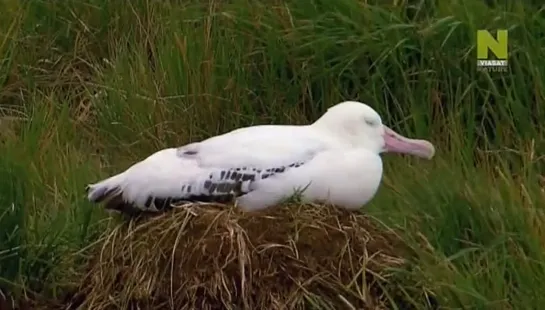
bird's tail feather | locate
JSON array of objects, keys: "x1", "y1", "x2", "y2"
[{"x1": 86, "y1": 173, "x2": 125, "y2": 203}]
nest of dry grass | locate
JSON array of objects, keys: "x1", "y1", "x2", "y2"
[{"x1": 57, "y1": 203, "x2": 433, "y2": 310}]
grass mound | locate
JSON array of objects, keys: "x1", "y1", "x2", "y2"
[{"x1": 62, "y1": 203, "x2": 434, "y2": 309}]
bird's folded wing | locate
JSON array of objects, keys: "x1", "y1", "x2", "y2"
[{"x1": 88, "y1": 125, "x2": 332, "y2": 211}]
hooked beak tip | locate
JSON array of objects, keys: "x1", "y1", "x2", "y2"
[{"x1": 424, "y1": 141, "x2": 436, "y2": 159}]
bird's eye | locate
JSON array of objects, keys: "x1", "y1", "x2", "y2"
[{"x1": 365, "y1": 119, "x2": 376, "y2": 126}]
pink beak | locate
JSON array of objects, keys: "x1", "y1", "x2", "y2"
[{"x1": 382, "y1": 126, "x2": 435, "y2": 159}]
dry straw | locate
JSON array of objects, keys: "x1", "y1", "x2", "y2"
[{"x1": 59, "y1": 203, "x2": 425, "y2": 310}]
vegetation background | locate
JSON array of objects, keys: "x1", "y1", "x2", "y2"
[{"x1": 0, "y1": 0, "x2": 544, "y2": 308}]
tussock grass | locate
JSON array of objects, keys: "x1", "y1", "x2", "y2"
[{"x1": 0, "y1": 0, "x2": 544, "y2": 308}]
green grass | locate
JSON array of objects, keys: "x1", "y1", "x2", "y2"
[{"x1": 0, "y1": 0, "x2": 544, "y2": 308}]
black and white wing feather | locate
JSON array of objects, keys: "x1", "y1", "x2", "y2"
[{"x1": 85, "y1": 125, "x2": 333, "y2": 212}]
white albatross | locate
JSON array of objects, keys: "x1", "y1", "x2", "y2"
[{"x1": 86, "y1": 101, "x2": 435, "y2": 213}]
